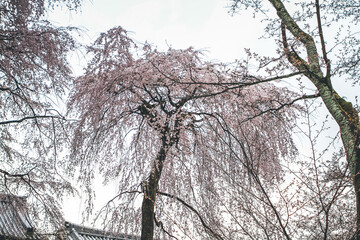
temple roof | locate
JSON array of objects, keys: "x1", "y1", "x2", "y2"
[
  {"x1": 0, "y1": 194, "x2": 139, "y2": 240},
  {"x1": 64, "y1": 222, "x2": 139, "y2": 240},
  {"x1": 0, "y1": 194, "x2": 41, "y2": 240}
]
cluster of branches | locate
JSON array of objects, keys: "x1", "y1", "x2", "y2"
[{"x1": 0, "y1": 0, "x2": 82, "y2": 232}]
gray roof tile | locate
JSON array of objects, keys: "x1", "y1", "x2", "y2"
[
  {"x1": 0, "y1": 194, "x2": 41, "y2": 240},
  {"x1": 64, "y1": 222, "x2": 139, "y2": 240}
]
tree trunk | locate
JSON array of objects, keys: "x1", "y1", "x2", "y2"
[
  {"x1": 308, "y1": 81, "x2": 360, "y2": 238},
  {"x1": 268, "y1": 0, "x2": 360, "y2": 236},
  {"x1": 141, "y1": 132, "x2": 170, "y2": 240},
  {"x1": 302, "y1": 53, "x2": 360, "y2": 240},
  {"x1": 354, "y1": 144, "x2": 360, "y2": 240}
]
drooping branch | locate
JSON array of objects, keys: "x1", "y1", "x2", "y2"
[
  {"x1": 0, "y1": 167, "x2": 35, "y2": 179},
  {"x1": 0, "y1": 167, "x2": 43, "y2": 198},
  {"x1": 157, "y1": 191, "x2": 224, "y2": 240},
  {"x1": 199, "y1": 112, "x2": 293, "y2": 239},
  {"x1": 240, "y1": 94, "x2": 320, "y2": 123},
  {"x1": 154, "y1": 214, "x2": 180, "y2": 240},
  {"x1": 93, "y1": 190, "x2": 142, "y2": 224}
]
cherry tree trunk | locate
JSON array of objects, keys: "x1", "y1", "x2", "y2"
[
  {"x1": 141, "y1": 133, "x2": 170, "y2": 240},
  {"x1": 316, "y1": 84, "x2": 360, "y2": 239},
  {"x1": 352, "y1": 139, "x2": 360, "y2": 239},
  {"x1": 268, "y1": 0, "x2": 360, "y2": 236},
  {"x1": 355, "y1": 157, "x2": 360, "y2": 240}
]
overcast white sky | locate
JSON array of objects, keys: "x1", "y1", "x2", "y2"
[
  {"x1": 50, "y1": 0, "x2": 276, "y2": 64},
  {"x1": 48, "y1": 0, "x2": 359, "y2": 225}
]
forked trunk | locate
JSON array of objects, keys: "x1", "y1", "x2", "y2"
[{"x1": 270, "y1": 0, "x2": 360, "y2": 236}]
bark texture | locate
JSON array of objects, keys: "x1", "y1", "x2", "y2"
[
  {"x1": 140, "y1": 138, "x2": 168, "y2": 240},
  {"x1": 270, "y1": 0, "x2": 360, "y2": 237}
]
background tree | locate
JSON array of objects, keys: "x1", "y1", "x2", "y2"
[
  {"x1": 0, "y1": 0, "x2": 81, "y2": 232},
  {"x1": 182, "y1": 97, "x2": 355, "y2": 239},
  {"x1": 68, "y1": 26, "x2": 299, "y2": 239},
  {"x1": 229, "y1": 0, "x2": 360, "y2": 237}
]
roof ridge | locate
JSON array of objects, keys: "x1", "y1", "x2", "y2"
[{"x1": 65, "y1": 221, "x2": 139, "y2": 240}]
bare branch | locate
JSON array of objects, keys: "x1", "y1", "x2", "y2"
[
  {"x1": 0, "y1": 115, "x2": 65, "y2": 125},
  {"x1": 157, "y1": 191, "x2": 224, "y2": 240},
  {"x1": 315, "y1": 0, "x2": 331, "y2": 85}
]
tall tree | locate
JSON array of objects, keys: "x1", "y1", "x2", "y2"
[
  {"x1": 0, "y1": 0, "x2": 81, "y2": 231},
  {"x1": 68, "y1": 26, "x2": 298, "y2": 239},
  {"x1": 230, "y1": 0, "x2": 360, "y2": 237}
]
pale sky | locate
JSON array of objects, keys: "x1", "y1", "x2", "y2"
[
  {"x1": 49, "y1": 0, "x2": 359, "y2": 101},
  {"x1": 48, "y1": 0, "x2": 359, "y2": 226},
  {"x1": 49, "y1": 0, "x2": 274, "y2": 65}
]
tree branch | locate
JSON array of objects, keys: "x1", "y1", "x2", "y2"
[
  {"x1": 0, "y1": 115, "x2": 65, "y2": 125},
  {"x1": 0, "y1": 168, "x2": 35, "y2": 178},
  {"x1": 240, "y1": 94, "x2": 320, "y2": 124},
  {"x1": 315, "y1": 0, "x2": 332, "y2": 85},
  {"x1": 157, "y1": 191, "x2": 224, "y2": 240},
  {"x1": 281, "y1": 22, "x2": 309, "y2": 72},
  {"x1": 270, "y1": 0, "x2": 323, "y2": 78},
  {"x1": 154, "y1": 214, "x2": 180, "y2": 240}
]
